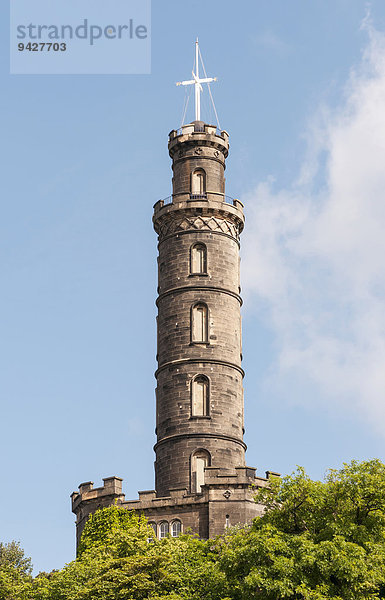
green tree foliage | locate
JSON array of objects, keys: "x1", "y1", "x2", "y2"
[
  {"x1": 4, "y1": 459, "x2": 385, "y2": 599},
  {"x1": 215, "y1": 459, "x2": 385, "y2": 599},
  {"x1": 0, "y1": 541, "x2": 32, "y2": 600},
  {"x1": 28, "y1": 507, "x2": 224, "y2": 600},
  {"x1": 0, "y1": 541, "x2": 32, "y2": 576}
]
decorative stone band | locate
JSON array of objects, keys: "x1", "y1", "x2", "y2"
[
  {"x1": 154, "y1": 432, "x2": 247, "y2": 452},
  {"x1": 155, "y1": 357, "x2": 244, "y2": 378},
  {"x1": 156, "y1": 285, "x2": 242, "y2": 306},
  {"x1": 154, "y1": 214, "x2": 243, "y2": 243}
]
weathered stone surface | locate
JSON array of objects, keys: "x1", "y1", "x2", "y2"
[{"x1": 153, "y1": 122, "x2": 246, "y2": 498}]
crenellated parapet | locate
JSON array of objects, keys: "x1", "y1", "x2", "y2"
[
  {"x1": 71, "y1": 468, "x2": 280, "y2": 546},
  {"x1": 168, "y1": 122, "x2": 229, "y2": 165},
  {"x1": 71, "y1": 477, "x2": 125, "y2": 546}
]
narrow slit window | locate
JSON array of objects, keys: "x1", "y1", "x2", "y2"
[
  {"x1": 192, "y1": 375, "x2": 209, "y2": 416},
  {"x1": 190, "y1": 243, "x2": 207, "y2": 274},
  {"x1": 191, "y1": 169, "x2": 206, "y2": 198},
  {"x1": 191, "y1": 450, "x2": 210, "y2": 493},
  {"x1": 191, "y1": 303, "x2": 208, "y2": 342}
]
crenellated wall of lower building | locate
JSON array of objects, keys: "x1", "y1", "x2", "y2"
[
  {"x1": 71, "y1": 469, "x2": 280, "y2": 547},
  {"x1": 71, "y1": 476, "x2": 126, "y2": 547}
]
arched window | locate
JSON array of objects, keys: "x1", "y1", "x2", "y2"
[
  {"x1": 171, "y1": 520, "x2": 182, "y2": 537},
  {"x1": 147, "y1": 522, "x2": 157, "y2": 542},
  {"x1": 191, "y1": 375, "x2": 209, "y2": 416},
  {"x1": 190, "y1": 243, "x2": 207, "y2": 274},
  {"x1": 191, "y1": 449, "x2": 210, "y2": 493},
  {"x1": 191, "y1": 168, "x2": 206, "y2": 198},
  {"x1": 191, "y1": 303, "x2": 208, "y2": 343},
  {"x1": 159, "y1": 521, "x2": 169, "y2": 539},
  {"x1": 148, "y1": 522, "x2": 157, "y2": 536}
]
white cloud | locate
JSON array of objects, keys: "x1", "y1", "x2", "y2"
[
  {"x1": 251, "y1": 30, "x2": 290, "y2": 56},
  {"x1": 242, "y1": 24, "x2": 385, "y2": 435}
]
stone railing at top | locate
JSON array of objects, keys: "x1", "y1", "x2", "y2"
[{"x1": 153, "y1": 193, "x2": 244, "y2": 211}]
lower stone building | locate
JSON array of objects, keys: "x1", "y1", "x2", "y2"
[{"x1": 72, "y1": 467, "x2": 278, "y2": 546}]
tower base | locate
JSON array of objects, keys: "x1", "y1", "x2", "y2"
[{"x1": 71, "y1": 467, "x2": 279, "y2": 547}]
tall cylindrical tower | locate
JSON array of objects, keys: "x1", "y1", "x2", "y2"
[
  {"x1": 72, "y1": 48, "x2": 276, "y2": 544},
  {"x1": 153, "y1": 121, "x2": 246, "y2": 497}
]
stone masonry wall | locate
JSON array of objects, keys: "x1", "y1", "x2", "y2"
[{"x1": 153, "y1": 122, "x2": 246, "y2": 497}]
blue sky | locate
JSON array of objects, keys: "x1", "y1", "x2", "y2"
[{"x1": 2, "y1": 0, "x2": 385, "y2": 575}]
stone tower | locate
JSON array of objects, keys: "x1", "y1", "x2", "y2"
[
  {"x1": 71, "y1": 118, "x2": 278, "y2": 545},
  {"x1": 153, "y1": 121, "x2": 246, "y2": 498},
  {"x1": 71, "y1": 47, "x2": 280, "y2": 540}
]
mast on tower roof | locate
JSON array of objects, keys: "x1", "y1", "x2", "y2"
[{"x1": 176, "y1": 38, "x2": 218, "y2": 123}]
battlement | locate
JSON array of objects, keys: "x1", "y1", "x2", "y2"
[
  {"x1": 168, "y1": 121, "x2": 229, "y2": 160},
  {"x1": 71, "y1": 476, "x2": 125, "y2": 512},
  {"x1": 203, "y1": 466, "x2": 278, "y2": 488},
  {"x1": 71, "y1": 470, "x2": 279, "y2": 512},
  {"x1": 71, "y1": 467, "x2": 279, "y2": 547},
  {"x1": 169, "y1": 121, "x2": 229, "y2": 143}
]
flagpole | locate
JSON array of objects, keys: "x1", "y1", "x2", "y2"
[{"x1": 195, "y1": 39, "x2": 200, "y2": 121}]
